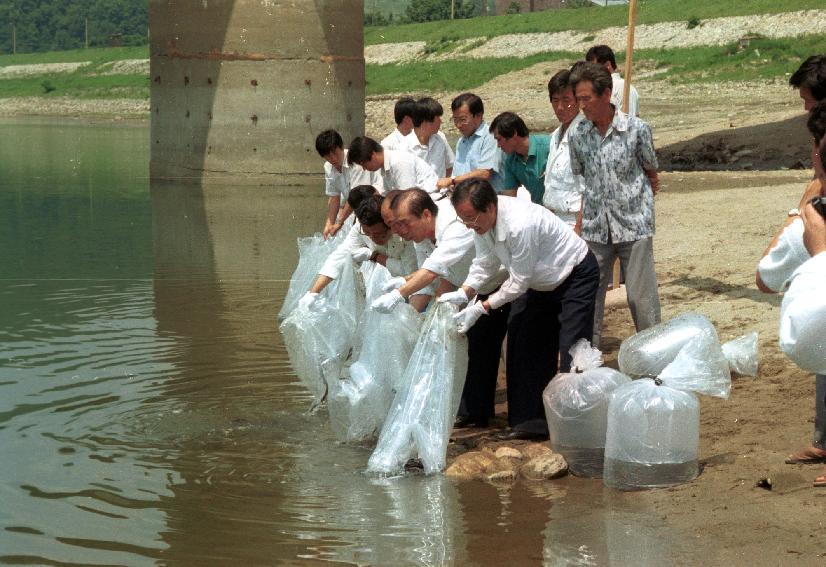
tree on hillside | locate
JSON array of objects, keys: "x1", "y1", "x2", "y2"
[{"x1": 405, "y1": 0, "x2": 481, "y2": 23}]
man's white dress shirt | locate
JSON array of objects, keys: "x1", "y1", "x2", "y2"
[
  {"x1": 543, "y1": 114, "x2": 584, "y2": 228},
  {"x1": 780, "y1": 251, "x2": 826, "y2": 374},
  {"x1": 325, "y1": 149, "x2": 383, "y2": 201},
  {"x1": 381, "y1": 128, "x2": 417, "y2": 152},
  {"x1": 381, "y1": 149, "x2": 439, "y2": 194},
  {"x1": 408, "y1": 131, "x2": 455, "y2": 178},
  {"x1": 319, "y1": 221, "x2": 418, "y2": 281}
]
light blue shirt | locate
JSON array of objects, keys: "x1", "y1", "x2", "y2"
[{"x1": 453, "y1": 121, "x2": 504, "y2": 191}]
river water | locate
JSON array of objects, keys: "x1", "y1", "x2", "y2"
[{"x1": 0, "y1": 118, "x2": 704, "y2": 566}]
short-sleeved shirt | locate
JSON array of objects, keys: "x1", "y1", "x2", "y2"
[
  {"x1": 381, "y1": 128, "x2": 417, "y2": 152},
  {"x1": 758, "y1": 218, "x2": 809, "y2": 293},
  {"x1": 780, "y1": 251, "x2": 826, "y2": 374},
  {"x1": 381, "y1": 149, "x2": 439, "y2": 194},
  {"x1": 324, "y1": 149, "x2": 383, "y2": 201},
  {"x1": 569, "y1": 110, "x2": 658, "y2": 244},
  {"x1": 501, "y1": 134, "x2": 551, "y2": 204},
  {"x1": 543, "y1": 114, "x2": 585, "y2": 226},
  {"x1": 408, "y1": 131, "x2": 455, "y2": 178},
  {"x1": 454, "y1": 121, "x2": 504, "y2": 191}
]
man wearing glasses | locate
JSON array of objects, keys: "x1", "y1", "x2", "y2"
[
  {"x1": 436, "y1": 92, "x2": 504, "y2": 192},
  {"x1": 444, "y1": 178, "x2": 599, "y2": 440},
  {"x1": 372, "y1": 188, "x2": 509, "y2": 429}
]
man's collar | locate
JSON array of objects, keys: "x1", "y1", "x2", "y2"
[{"x1": 467, "y1": 120, "x2": 487, "y2": 139}]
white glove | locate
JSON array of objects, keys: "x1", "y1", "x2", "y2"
[
  {"x1": 438, "y1": 288, "x2": 469, "y2": 305},
  {"x1": 454, "y1": 298, "x2": 488, "y2": 334},
  {"x1": 298, "y1": 292, "x2": 319, "y2": 311},
  {"x1": 371, "y1": 289, "x2": 404, "y2": 313},
  {"x1": 351, "y1": 247, "x2": 372, "y2": 263},
  {"x1": 382, "y1": 276, "x2": 407, "y2": 292}
]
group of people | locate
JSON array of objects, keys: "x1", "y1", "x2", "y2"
[
  {"x1": 300, "y1": 44, "x2": 663, "y2": 441},
  {"x1": 756, "y1": 54, "x2": 826, "y2": 487}
]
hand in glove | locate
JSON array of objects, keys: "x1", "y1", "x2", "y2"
[
  {"x1": 454, "y1": 298, "x2": 488, "y2": 333},
  {"x1": 351, "y1": 247, "x2": 372, "y2": 263},
  {"x1": 437, "y1": 288, "x2": 469, "y2": 305},
  {"x1": 298, "y1": 292, "x2": 319, "y2": 310},
  {"x1": 382, "y1": 276, "x2": 407, "y2": 292},
  {"x1": 371, "y1": 289, "x2": 404, "y2": 313}
]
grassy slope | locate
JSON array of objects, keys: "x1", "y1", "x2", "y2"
[{"x1": 365, "y1": 0, "x2": 826, "y2": 45}]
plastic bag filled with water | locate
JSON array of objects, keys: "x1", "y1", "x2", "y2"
[
  {"x1": 543, "y1": 339, "x2": 631, "y2": 477},
  {"x1": 603, "y1": 378, "x2": 700, "y2": 491},
  {"x1": 279, "y1": 256, "x2": 363, "y2": 408},
  {"x1": 721, "y1": 331, "x2": 759, "y2": 377},
  {"x1": 618, "y1": 312, "x2": 717, "y2": 378},
  {"x1": 277, "y1": 227, "x2": 349, "y2": 323},
  {"x1": 367, "y1": 302, "x2": 468, "y2": 475},
  {"x1": 326, "y1": 264, "x2": 422, "y2": 443}
]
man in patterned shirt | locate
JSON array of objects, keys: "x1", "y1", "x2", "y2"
[{"x1": 568, "y1": 62, "x2": 661, "y2": 347}]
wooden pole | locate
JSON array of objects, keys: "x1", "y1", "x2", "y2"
[
  {"x1": 612, "y1": 0, "x2": 638, "y2": 290},
  {"x1": 85, "y1": 17, "x2": 88, "y2": 49},
  {"x1": 451, "y1": 0, "x2": 455, "y2": 19},
  {"x1": 12, "y1": 24, "x2": 16, "y2": 54}
]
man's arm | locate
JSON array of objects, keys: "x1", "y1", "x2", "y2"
[
  {"x1": 437, "y1": 168, "x2": 494, "y2": 189},
  {"x1": 644, "y1": 168, "x2": 659, "y2": 196},
  {"x1": 323, "y1": 195, "x2": 341, "y2": 238}
]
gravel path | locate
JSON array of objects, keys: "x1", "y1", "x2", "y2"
[{"x1": 365, "y1": 9, "x2": 826, "y2": 65}]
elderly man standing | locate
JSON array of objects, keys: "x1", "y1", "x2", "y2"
[
  {"x1": 489, "y1": 111, "x2": 550, "y2": 204},
  {"x1": 544, "y1": 69, "x2": 585, "y2": 231},
  {"x1": 568, "y1": 62, "x2": 661, "y2": 347},
  {"x1": 437, "y1": 92, "x2": 503, "y2": 192},
  {"x1": 445, "y1": 179, "x2": 599, "y2": 439}
]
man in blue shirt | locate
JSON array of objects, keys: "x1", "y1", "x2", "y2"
[
  {"x1": 489, "y1": 111, "x2": 551, "y2": 204},
  {"x1": 436, "y1": 92, "x2": 503, "y2": 192}
]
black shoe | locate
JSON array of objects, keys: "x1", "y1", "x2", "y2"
[
  {"x1": 454, "y1": 415, "x2": 489, "y2": 428},
  {"x1": 495, "y1": 429, "x2": 549, "y2": 442}
]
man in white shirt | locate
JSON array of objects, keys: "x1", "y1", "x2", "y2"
[
  {"x1": 348, "y1": 136, "x2": 439, "y2": 194},
  {"x1": 779, "y1": 198, "x2": 826, "y2": 486},
  {"x1": 381, "y1": 96, "x2": 418, "y2": 151},
  {"x1": 315, "y1": 129, "x2": 382, "y2": 239},
  {"x1": 372, "y1": 188, "x2": 510, "y2": 429},
  {"x1": 544, "y1": 69, "x2": 585, "y2": 230},
  {"x1": 409, "y1": 97, "x2": 455, "y2": 178},
  {"x1": 444, "y1": 179, "x2": 600, "y2": 440},
  {"x1": 586, "y1": 44, "x2": 639, "y2": 117}
]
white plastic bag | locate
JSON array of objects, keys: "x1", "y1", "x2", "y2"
[
  {"x1": 543, "y1": 339, "x2": 632, "y2": 477},
  {"x1": 618, "y1": 312, "x2": 717, "y2": 378},
  {"x1": 326, "y1": 264, "x2": 422, "y2": 442},
  {"x1": 279, "y1": 256, "x2": 363, "y2": 409},
  {"x1": 721, "y1": 331, "x2": 759, "y2": 377},
  {"x1": 658, "y1": 328, "x2": 732, "y2": 399},
  {"x1": 367, "y1": 302, "x2": 468, "y2": 475}
]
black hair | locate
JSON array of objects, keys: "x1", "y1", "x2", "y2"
[
  {"x1": 489, "y1": 111, "x2": 529, "y2": 138},
  {"x1": 355, "y1": 194, "x2": 386, "y2": 227},
  {"x1": 394, "y1": 96, "x2": 417, "y2": 125},
  {"x1": 392, "y1": 188, "x2": 438, "y2": 218},
  {"x1": 585, "y1": 45, "x2": 617, "y2": 71},
  {"x1": 315, "y1": 129, "x2": 343, "y2": 157},
  {"x1": 548, "y1": 69, "x2": 572, "y2": 100},
  {"x1": 347, "y1": 185, "x2": 378, "y2": 210},
  {"x1": 451, "y1": 92, "x2": 484, "y2": 116},
  {"x1": 413, "y1": 97, "x2": 444, "y2": 128},
  {"x1": 451, "y1": 178, "x2": 498, "y2": 213},
  {"x1": 790, "y1": 54, "x2": 826, "y2": 102},
  {"x1": 569, "y1": 62, "x2": 613, "y2": 97},
  {"x1": 347, "y1": 136, "x2": 383, "y2": 165}
]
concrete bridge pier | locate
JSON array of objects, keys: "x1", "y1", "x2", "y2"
[{"x1": 149, "y1": 0, "x2": 364, "y2": 185}]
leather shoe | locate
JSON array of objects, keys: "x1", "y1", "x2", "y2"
[
  {"x1": 495, "y1": 429, "x2": 549, "y2": 442},
  {"x1": 454, "y1": 415, "x2": 489, "y2": 428}
]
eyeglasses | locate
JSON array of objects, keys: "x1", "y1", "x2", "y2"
[
  {"x1": 452, "y1": 115, "x2": 471, "y2": 126},
  {"x1": 458, "y1": 212, "x2": 481, "y2": 227}
]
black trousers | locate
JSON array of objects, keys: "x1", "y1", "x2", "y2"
[
  {"x1": 458, "y1": 292, "x2": 510, "y2": 420},
  {"x1": 505, "y1": 251, "x2": 600, "y2": 434}
]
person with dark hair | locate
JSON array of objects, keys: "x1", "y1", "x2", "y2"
[
  {"x1": 348, "y1": 136, "x2": 438, "y2": 194},
  {"x1": 409, "y1": 97, "x2": 455, "y2": 177},
  {"x1": 543, "y1": 68, "x2": 585, "y2": 230},
  {"x1": 381, "y1": 96, "x2": 418, "y2": 151},
  {"x1": 789, "y1": 54, "x2": 826, "y2": 112},
  {"x1": 586, "y1": 44, "x2": 639, "y2": 116},
  {"x1": 442, "y1": 178, "x2": 599, "y2": 440},
  {"x1": 298, "y1": 187, "x2": 418, "y2": 309},
  {"x1": 489, "y1": 111, "x2": 550, "y2": 204},
  {"x1": 568, "y1": 62, "x2": 661, "y2": 348},
  {"x1": 314, "y1": 129, "x2": 382, "y2": 239},
  {"x1": 372, "y1": 187, "x2": 509, "y2": 429},
  {"x1": 435, "y1": 92, "x2": 503, "y2": 192}
]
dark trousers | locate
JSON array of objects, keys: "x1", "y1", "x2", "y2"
[
  {"x1": 505, "y1": 251, "x2": 600, "y2": 434},
  {"x1": 458, "y1": 293, "x2": 510, "y2": 419}
]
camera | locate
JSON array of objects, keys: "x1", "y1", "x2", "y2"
[{"x1": 811, "y1": 196, "x2": 826, "y2": 219}]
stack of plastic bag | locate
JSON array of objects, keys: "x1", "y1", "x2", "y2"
[
  {"x1": 367, "y1": 302, "x2": 468, "y2": 475},
  {"x1": 542, "y1": 339, "x2": 631, "y2": 477},
  {"x1": 721, "y1": 331, "x2": 759, "y2": 377},
  {"x1": 604, "y1": 325, "x2": 731, "y2": 491},
  {"x1": 277, "y1": 228, "x2": 348, "y2": 323},
  {"x1": 326, "y1": 263, "x2": 422, "y2": 443},
  {"x1": 279, "y1": 256, "x2": 363, "y2": 409}
]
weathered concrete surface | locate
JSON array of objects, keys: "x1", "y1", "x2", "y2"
[{"x1": 149, "y1": 0, "x2": 364, "y2": 185}]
